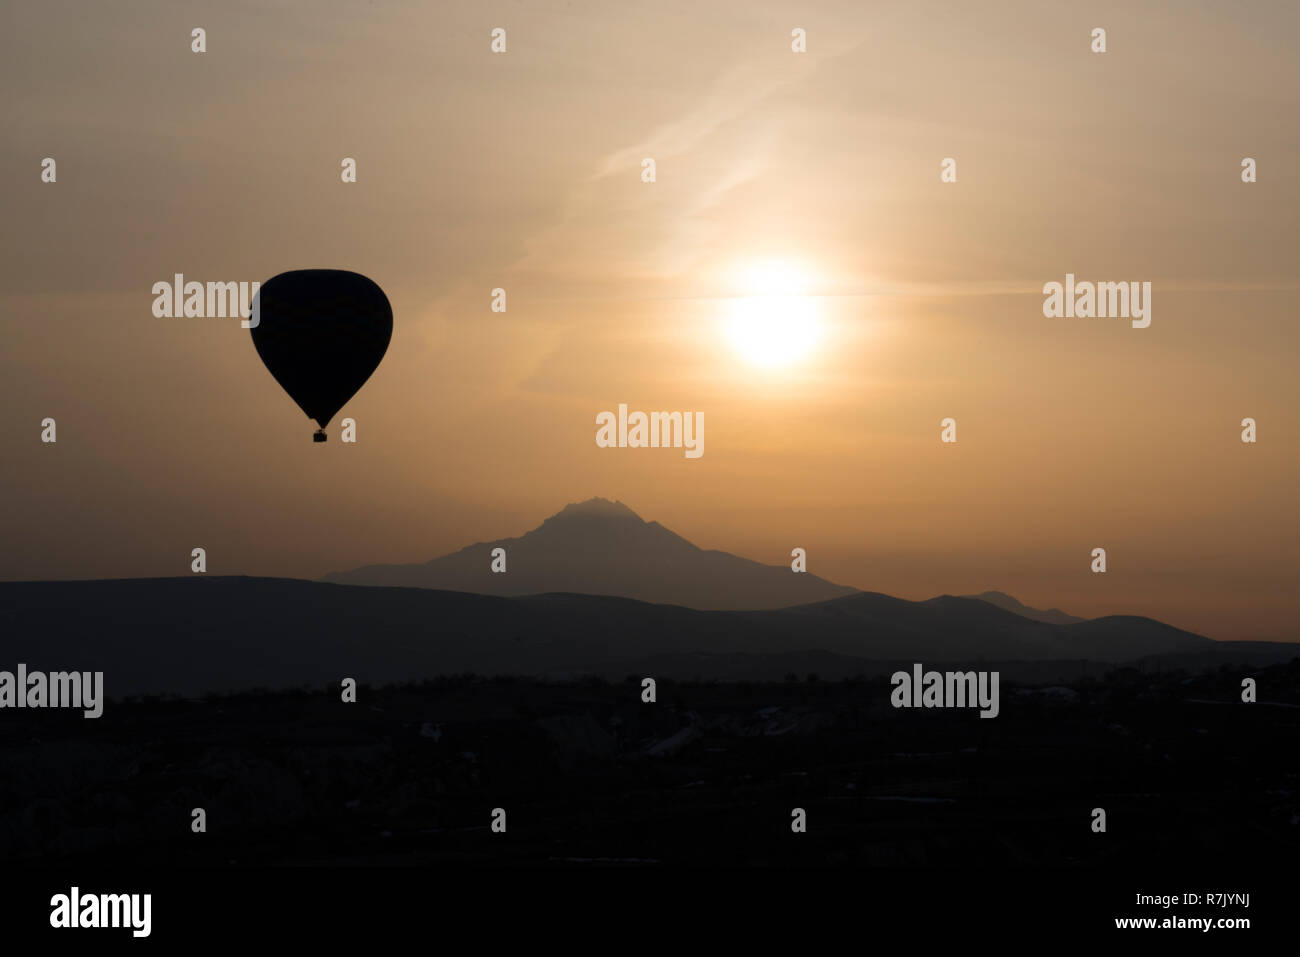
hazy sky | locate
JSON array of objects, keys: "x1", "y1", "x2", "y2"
[{"x1": 2, "y1": 0, "x2": 1297, "y2": 641}]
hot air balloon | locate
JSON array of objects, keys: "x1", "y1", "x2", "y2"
[{"x1": 250, "y1": 270, "x2": 392, "y2": 441}]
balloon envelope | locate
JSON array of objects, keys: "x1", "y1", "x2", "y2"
[{"x1": 250, "y1": 270, "x2": 392, "y2": 432}]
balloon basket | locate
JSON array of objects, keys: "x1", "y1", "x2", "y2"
[{"x1": 313, "y1": 429, "x2": 327, "y2": 443}]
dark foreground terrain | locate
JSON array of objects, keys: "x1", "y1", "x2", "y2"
[{"x1": 4, "y1": 661, "x2": 1296, "y2": 869}]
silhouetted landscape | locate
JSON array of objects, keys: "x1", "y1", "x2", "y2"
[
  {"x1": 325, "y1": 498, "x2": 859, "y2": 610},
  {"x1": 5, "y1": 524, "x2": 1296, "y2": 872},
  {"x1": 4, "y1": 498, "x2": 1295, "y2": 875},
  {"x1": 6, "y1": 500, "x2": 1290, "y2": 698},
  {"x1": 4, "y1": 664, "x2": 1296, "y2": 867},
  {"x1": 6, "y1": 575, "x2": 1284, "y2": 698}
]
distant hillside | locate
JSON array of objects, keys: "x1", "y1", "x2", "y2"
[
  {"x1": 960, "y1": 591, "x2": 1084, "y2": 625},
  {"x1": 0, "y1": 577, "x2": 1244, "y2": 698},
  {"x1": 324, "y1": 498, "x2": 858, "y2": 610}
]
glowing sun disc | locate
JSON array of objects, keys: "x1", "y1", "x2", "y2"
[{"x1": 723, "y1": 262, "x2": 821, "y2": 368}]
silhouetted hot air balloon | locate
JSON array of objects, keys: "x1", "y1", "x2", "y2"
[{"x1": 250, "y1": 270, "x2": 392, "y2": 441}]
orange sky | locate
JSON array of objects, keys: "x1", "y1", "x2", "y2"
[{"x1": 2, "y1": 0, "x2": 1297, "y2": 641}]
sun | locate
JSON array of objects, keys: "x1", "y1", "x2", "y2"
[{"x1": 723, "y1": 261, "x2": 822, "y2": 368}]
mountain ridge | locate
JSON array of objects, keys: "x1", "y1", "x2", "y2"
[
  {"x1": 0, "y1": 576, "x2": 1243, "y2": 698},
  {"x1": 324, "y1": 497, "x2": 859, "y2": 610},
  {"x1": 960, "y1": 590, "x2": 1084, "y2": 625}
]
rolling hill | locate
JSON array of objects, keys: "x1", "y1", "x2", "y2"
[{"x1": 0, "y1": 576, "x2": 1245, "y2": 698}]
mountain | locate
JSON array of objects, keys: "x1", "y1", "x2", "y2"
[
  {"x1": 961, "y1": 590, "x2": 1084, "y2": 625},
  {"x1": 0, "y1": 577, "x2": 1243, "y2": 698},
  {"x1": 323, "y1": 497, "x2": 859, "y2": 610},
  {"x1": 777, "y1": 592, "x2": 1211, "y2": 660}
]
